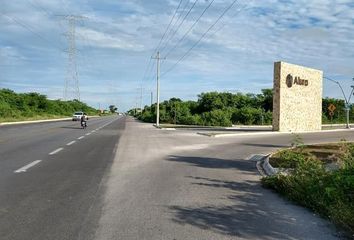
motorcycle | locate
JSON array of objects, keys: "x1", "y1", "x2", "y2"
[{"x1": 81, "y1": 121, "x2": 87, "y2": 129}]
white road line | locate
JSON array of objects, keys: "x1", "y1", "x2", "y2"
[
  {"x1": 94, "y1": 118, "x2": 117, "y2": 131},
  {"x1": 78, "y1": 136, "x2": 85, "y2": 140},
  {"x1": 66, "y1": 140, "x2": 76, "y2": 146},
  {"x1": 85, "y1": 133, "x2": 91, "y2": 136},
  {"x1": 49, "y1": 148, "x2": 63, "y2": 155},
  {"x1": 14, "y1": 160, "x2": 42, "y2": 173}
]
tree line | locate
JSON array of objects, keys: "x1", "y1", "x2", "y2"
[
  {"x1": 0, "y1": 88, "x2": 97, "y2": 121},
  {"x1": 129, "y1": 89, "x2": 354, "y2": 127}
]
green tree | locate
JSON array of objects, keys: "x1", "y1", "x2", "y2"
[{"x1": 109, "y1": 105, "x2": 118, "y2": 113}]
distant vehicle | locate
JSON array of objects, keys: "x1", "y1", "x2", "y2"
[{"x1": 72, "y1": 112, "x2": 88, "y2": 121}]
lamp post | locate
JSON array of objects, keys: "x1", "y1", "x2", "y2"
[{"x1": 325, "y1": 77, "x2": 354, "y2": 129}]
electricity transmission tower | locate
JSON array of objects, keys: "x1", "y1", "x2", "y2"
[{"x1": 62, "y1": 15, "x2": 85, "y2": 101}]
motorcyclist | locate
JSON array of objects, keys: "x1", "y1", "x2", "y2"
[{"x1": 80, "y1": 113, "x2": 87, "y2": 128}]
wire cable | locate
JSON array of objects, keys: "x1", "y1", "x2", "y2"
[
  {"x1": 208, "y1": 1, "x2": 250, "y2": 38},
  {"x1": 139, "y1": 0, "x2": 185, "y2": 102},
  {"x1": 154, "y1": 0, "x2": 183, "y2": 53},
  {"x1": 161, "y1": 0, "x2": 241, "y2": 77},
  {"x1": 140, "y1": 0, "x2": 184, "y2": 89},
  {"x1": 27, "y1": 0, "x2": 52, "y2": 17},
  {"x1": 159, "y1": 0, "x2": 190, "y2": 52},
  {"x1": 164, "y1": 0, "x2": 215, "y2": 59},
  {"x1": 1, "y1": 13, "x2": 62, "y2": 51},
  {"x1": 159, "y1": 0, "x2": 199, "y2": 55}
]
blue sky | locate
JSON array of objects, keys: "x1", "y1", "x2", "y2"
[{"x1": 0, "y1": 0, "x2": 353, "y2": 111}]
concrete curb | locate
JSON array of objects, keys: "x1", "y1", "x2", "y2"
[
  {"x1": 197, "y1": 131, "x2": 283, "y2": 138},
  {"x1": 197, "y1": 127, "x2": 354, "y2": 138},
  {"x1": 0, "y1": 118, "x2": 72, "y2": 126},
  {"x1": 255, "y1": 155, "x2": 278, "y2": 176},
  {"x1": 0, "y1": 115, "x2": 101, "y2": 126},
  {"x1": 153, "y1": 124, "x2": 176, "y2": 130}
]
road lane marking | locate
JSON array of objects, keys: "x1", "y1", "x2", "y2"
[
  {"x1": 78, "y1": 136, "x2": 85, "y2": 140},
  {"x1": 14, "y1": 160, "x2": 42, "y2": 173},
  {"x1": 85, "y1": 133, "x2": 91, "y2": 136},
  {"x1": 67, "y1": 140, "x2": 76, "y2": 146},
  {"x1": 49, "y1": 148, "x2": 63, "y2": 155}
]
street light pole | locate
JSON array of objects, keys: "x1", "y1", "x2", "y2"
[{"x1": 324, "y1": 76, "x2": 354, "y2": 129}]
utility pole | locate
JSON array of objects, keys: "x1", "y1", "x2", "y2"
[
  {"x1": 150, "y1": 91, "x2": 153, "y2": 106},
  {"x1": 152, "y1": 52, "x2": 165, "y2": 126},
  {"x1": 174, "y1": 101, "x2": 177, "y2": 125},
  {"x1": 61, "y1": 15, "x2": 86, "y2": 101},
  {"x1": 135, "y1": 98, "x2": 137, "y2": 116},
  {"x1": 139, "y1": 85, "x2": 143, "y2": 113}
]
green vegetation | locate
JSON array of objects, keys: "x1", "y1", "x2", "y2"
[
  {"x1": 322, "y1": 97, "x2": 348, "y2": 124},
  {"x1": 134, "y1": 90, "x2": 273, "y2": 127},
  {"x1": 129, "y1": 89, "x2": 354, "y2": 127},
  {"x1": 262, "y1": 142, "x2": 354, "y2": 236},
  {"x1": 0, "y1": 88, "x2": 97, "y2": 122},
  {"x1": 109, "y1": 105, "x2": 118, "y2": 113}
]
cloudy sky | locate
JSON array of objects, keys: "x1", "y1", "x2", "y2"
[{"x1": 1, "y1": 0, "x2": 353, "y2": 111}]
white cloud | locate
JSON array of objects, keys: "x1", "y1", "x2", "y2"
[
  {"x1": 77, "y1": 28, "x2": 144, "y2": 50},
  {"x1": 1, "y1": 0, "x2": 354, "y2": 110}
]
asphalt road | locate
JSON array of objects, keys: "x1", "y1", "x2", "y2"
[
  {"x1": 1, "y1": 116, "x2": 354, "y2": 240},
  {"x1": 0, "y1": 115, "x2": 124, "y2": 240}
]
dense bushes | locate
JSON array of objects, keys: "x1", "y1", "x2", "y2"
[
  {"x1": 0, "y1": 88, "x2": 97, "y2": 121},
  {"x1": 133, "y1": 89, "x2": 354, "y2": 127},
  {"x1": 262, "y1": 143, "x2": 354, "y2": 236},
  {"x1": 136, "y1": 90, "x2": 273, "y2": 126}
]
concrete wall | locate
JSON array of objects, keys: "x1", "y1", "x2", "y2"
[{"x1": 273, "y1": 61, "x2": 323, "y2": 132}]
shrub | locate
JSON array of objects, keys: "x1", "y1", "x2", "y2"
[
  {"x1": 262, "y1": 144, "x2": 354, "y2": 235},
  {"x1": 201, "y1": 109, "x2": 232, "y2": 127},
  {"x1": 0, "y1": 88, "x2": 97, "y2": 121}
]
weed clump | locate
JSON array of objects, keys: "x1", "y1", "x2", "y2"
[{"x1": 262, "y1": 142, "x2": 354, "y2": 236}]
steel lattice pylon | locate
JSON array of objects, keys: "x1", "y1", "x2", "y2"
[{"x1": 63, "y1": 15, "x2": 85, "y2": 101}]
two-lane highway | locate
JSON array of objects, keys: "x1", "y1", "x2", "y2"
[
  {"x1": 0, "y1": 116, "x2": 124, "y2": 240},
  {"x1": 2, "y1": 116, "x2": 354, "y2": 240}
]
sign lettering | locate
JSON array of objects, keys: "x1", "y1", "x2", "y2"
[{"x1": 286, "y1": 74, "x2": 309, "y2": 87}]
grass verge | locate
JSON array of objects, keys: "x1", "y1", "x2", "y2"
[{"x1": 262, "y1": 142, "x2": 354, "y2": 237}]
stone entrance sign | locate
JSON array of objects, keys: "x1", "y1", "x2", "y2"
[{"x1": 272, "y1": 61, "x2": 323, "y2": 132}]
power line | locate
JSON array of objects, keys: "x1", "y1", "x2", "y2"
[
  {"x1": 208, "y1": 1, "x2": 250, "y2": 38},
  {"x1": 164, "y1": 0, "x2": 215, "y2": 59},
  {"x1": 59, "y1": 0, "x2": 71, "y2": 15},
  {"x1": 154, "y1": 0, "x2": 183, "y2": 53},
  {"x1": 139, "y1": 0, "x2": 185, "y2": 106},
  {"x1": 159, "y1": 0, "x2": 190, "y2": 52},
  {"x1": 141, "y1": 0, "x2": 183, "y2": 86},
  {"x1": 159, "y1": 0, "x2": 199, "y2": 55},
  {"x1": 27, "y1": 0, "x2": 52, "y2": 17},
  {"x1": 162, "y1": 0, "x2": 241, "y2": 77},
  {"x1": 25, "y1": 0, "x2": 68, "y2": 51},
  {"x1": 1, "y1": 13, "x2": 62, "y2": 51}
]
